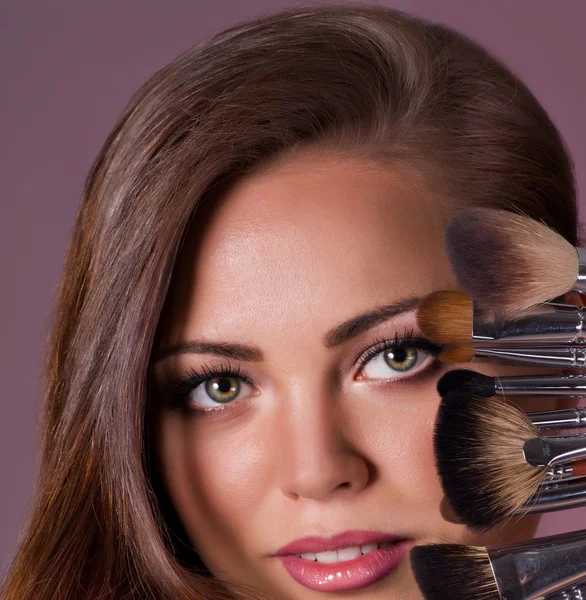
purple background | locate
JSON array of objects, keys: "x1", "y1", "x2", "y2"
[{"x1": 2, "y1": 0, "x2": 585, "y2": 577}]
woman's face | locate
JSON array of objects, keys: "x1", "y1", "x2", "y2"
[{"x1": 152, "y1": 151, "x2": 541, "y2": 600}]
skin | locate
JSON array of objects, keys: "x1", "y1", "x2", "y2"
[{"x1": 151, "y1": 148, "x2": 560, "y2": 600}]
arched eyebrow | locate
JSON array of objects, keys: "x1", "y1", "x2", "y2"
[{"x1": 153, "y1": 296, "x2": 420, "y2": 363}]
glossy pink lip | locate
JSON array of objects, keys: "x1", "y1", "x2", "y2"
[{"x1": 275, "y1": 530, "x2": 412, "y2": 593}]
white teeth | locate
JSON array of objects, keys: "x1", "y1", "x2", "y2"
[
  {"x1": 314, "y1": 550, "x2": 340, "y2": 563},
  {"x1": 337, "y1": 546, "x2": 362, "y2": 561},
  {"x1": 361, "y1": 544, "x2": 378, "y2": 555},
  {"x1": 296, "y1": 544, "x2": 386, "y2": 562}
]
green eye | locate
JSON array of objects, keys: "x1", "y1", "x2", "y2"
[
  {"x1": 205, "y1": 377, "x2": 241, "y2": 403},
  {"x1": 383, "y1": 346, "x2": 418, "y2": 372}
]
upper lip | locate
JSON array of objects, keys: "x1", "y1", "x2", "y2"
[{"x1": 275, "y1": 530, "x2": 407, "y2": 556}]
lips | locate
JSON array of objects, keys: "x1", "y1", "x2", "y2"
[
  {"x1": 275, "y1": 530, "x2": 411, "y2": 592},
  {"x1": 276, "y1": 529, "x2": 406, "y2": 556}
]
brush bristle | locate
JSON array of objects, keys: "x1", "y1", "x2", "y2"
[
  {"x1": 439, "y1": 346, "x2": 475, "y2": 364},
  {"x1": 445, "y1": 208, "x2": 577, "y2": 316},
  {"x1": 436, "y1": 369, "x2": 495, "y2": 398},
  {"x1": 434, "y1": 390, "x2": 546, "y2": 531},
  {"x1": 410, "y1": 544, "x2": 497, "y2": 600},
  {"x1": 417, "y1": 291, "x2": 473, "y2": 345}
]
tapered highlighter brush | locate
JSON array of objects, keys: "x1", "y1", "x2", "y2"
[
  {"x1": 417, "y1": 291, "x2": 586, "y2": 346},
  {"x1": 444, "y1": 206, "x2": 586, "y2": 316},
  {"x1": 411, "y1": 528, "x2": 586, "y2": 600},
  {"x1": 440, "y1": 345, "x2": 586, "y2": 369},
  {"x1": 433, "y1": 389, "x2": 586, "y2": 531}
]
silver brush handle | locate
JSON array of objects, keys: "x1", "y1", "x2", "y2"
[
  {"x1": 495, "y1": 374, "x2": 586, "y2": 396},
  {"x1": 574, "y1": 247, "x2": 586, "y2": 294},
  {"x1": 520, "y1": 480, "x2": 586, "y2": 514},
  {"x1": 472, "y1": 303, "x2": 586, "y2": 345},
  {"x1": 487, "y1": 528, "x2": 586, "y2": 600},
  {"x1": 558, "y1": 585, "x2": 586, "y2": 600},
  {"x1": 524, "y1": 436, "x2": 586, "y2": 467},
  {"x1": 543, "y1": 463, "x2": 586, "y2": 483},
  {"x1": 473, "y1": 346, "x2": 586, "y2": 368},
  {"x1": 531, "y1": 408, "x2": 586, "y2": 429}
]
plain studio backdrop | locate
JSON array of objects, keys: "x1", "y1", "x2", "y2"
[{"x1": 1, "y1": 0, "x2": 585, "y2": 578}]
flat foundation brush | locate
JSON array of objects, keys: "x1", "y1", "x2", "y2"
[
  {"x1": 444, "y1": 207, "x2": 586, "y2": 316},
  {"x1": 434, "y1": 390, "x2": 586, "y2": 531},
  {"x1": 417, "y1": 291, "x2": 586, "y2": 346},
  {"x1": 411, "y1": 529, "x2": 586, "y2": 600}
]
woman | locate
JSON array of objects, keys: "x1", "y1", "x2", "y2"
[{"x1": 1, "y1": 3, "x2": 579, "y2": 599}]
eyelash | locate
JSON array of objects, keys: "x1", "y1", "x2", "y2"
[{"x1": 162, "y1": 329, "x2": 441, "y2": 413}]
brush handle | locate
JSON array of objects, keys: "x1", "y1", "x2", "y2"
[
  {"x1": 574, "y1": 247, "x2": 586, "y2": 294},
  {"x1": 531, "y1": 408, "x2": 586, "y2": 429},
  {"x1": 473, "y1": 346, "x2": 586, "y2": 368},
  {"x1": 521, "y1": 480, "x2": 586, "y2": 514},
  {"x1": 524, "y1": 436, "x2": 586, "y2": 467},
  {"x1": 487, "y1": 528, "x2": 586, "y2": 600},
  {"x1": 560, "y1": 585, "x2": 586, "y2": 600},
  {"x1": 472, "y1": 303, "x2": 586, "y2": 345},
  {"x1": 543, "y1": 461, "x2": 586, "y2": 483},
  {"x1": 495, "y1": 374, "x2": 586, "y2": 396}
]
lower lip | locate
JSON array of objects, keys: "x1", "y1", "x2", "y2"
[{"x1": 278, "y1": 540, "x2": 411, "y2": 592}]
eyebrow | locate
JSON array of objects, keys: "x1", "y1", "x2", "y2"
[{"x1": 153, "y1": 296, "x2": 420, "y2": 363}]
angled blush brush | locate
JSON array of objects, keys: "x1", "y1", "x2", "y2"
[
  {"x1": 411, "y1": 529, "x2": 586, "y2": 600},
  {"x1": 444, "y1": 207, "x2": 586, "y2": 316},
  {"x1": 434, "y1": 390, "x2": 586, "y2": 531},
  {"x1": 417, "y1": 291, "x2": 586, "y2": 346}
]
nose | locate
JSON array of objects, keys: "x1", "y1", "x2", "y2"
[{"x1": 276, "y1": 386, "x2": 371, "y2": 501}]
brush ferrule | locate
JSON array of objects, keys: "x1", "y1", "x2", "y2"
[
  {"x1": 521, "y1": 480, "x2": 586, "y2": 514},
  {"x1": 560, "y1": 586, "x2": 585, "y2": 600},
  {"x1": 574, "y1": 247, "x2": 586, "y2": 294},
  {"x1": 474, "y1": 346, "x2": 586, "y2": 368},
  {"x1": 523, "y1": 436, "x2": 586, "y2": 467},
  {"x1": 531, "y1": 408, "x2": 586, "y2": 429},
  {"x1": 495, "y1": 374, "x2": 586, "y2": 397},
  {"x1": 544, "y1": 463, "x2": 583, "y2": 482},
  {"x1": 487, "y1": 529, "x2": 586, "y2": 600},
  {"x1": 472, "y1": 303, "x2": 586, "y2": 345}
]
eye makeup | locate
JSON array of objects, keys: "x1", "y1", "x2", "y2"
[{"x1": 157, "y1": 328, "x2": 442, "y2": 415}]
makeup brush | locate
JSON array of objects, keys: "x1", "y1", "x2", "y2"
[
  {"x1": 436, "y1": 368, "x2": 586, "y2": 398},
  {"x1": 417, "y1": 291, "x2": 586, "y2": 346},
  {"x1": 411, "y1": 528, "x2": 586, "y2": 600},
  {"x1": 444, "y1": 207, "x2": 586, "y2": 316},
  {"x1": 434, "y1": 390, "x2": 586, "y2": 531},
  {"x1": 439, "y1": 345, "x2": 586, "y2": 369},
  {"x1": 437, "y1": 369, "x2": 586, "y2": 428}
]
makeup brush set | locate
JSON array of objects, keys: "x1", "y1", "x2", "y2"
[{"x1": 410, "y1": 207, "x2": 586, "y2": 600}]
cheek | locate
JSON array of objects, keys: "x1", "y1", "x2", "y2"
[
  {"x1": 156, "y1": 413, "x2": 270, "y2": 553},
  {"x1": 355, "y1": 379, "x2": 444, "y2": 502}
]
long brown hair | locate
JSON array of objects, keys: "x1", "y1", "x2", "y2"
[{"x1": 2, "y1": 3, "x2": 578, "y2": 599}]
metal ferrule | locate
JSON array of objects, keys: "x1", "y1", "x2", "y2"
[
  {"x1": 560, "y1": 586, "x2": 586, "y2": 600},
  {"x1": 574, "y1": 247, "x2": 586, "y2": 294},
  {"x1": 471, "y1": 303, "x2": 586, "y2": 345},
  {"x1": 487, "y1": 528, "x2": 586, "y2": 600},
  {"x1": 523, "y1": 435, "x2": 586, "y2": 467},
  {"x1": 543, "y1": 463, "x2": 584, "y2": 483},
  {"x1": 494, "y1": 374, "x2": 586, "y2": 397},
  {"x1": 472, "y1": 346, "x2": 586, "y2": 368},
  {"x1": 520, "y1": 480, "x2": 586, "y2": 514},
  {"x1": 530, "y1": 408, "x2": 586, "y2": 429}
]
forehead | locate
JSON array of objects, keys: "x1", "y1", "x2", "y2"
[{"x1": 159, "y1": 152, "x2": 456, "y2": 344}]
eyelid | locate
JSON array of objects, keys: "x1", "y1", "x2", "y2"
[{"x1": 353, "y1": 330, "x2": 440, "y2": 375}]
